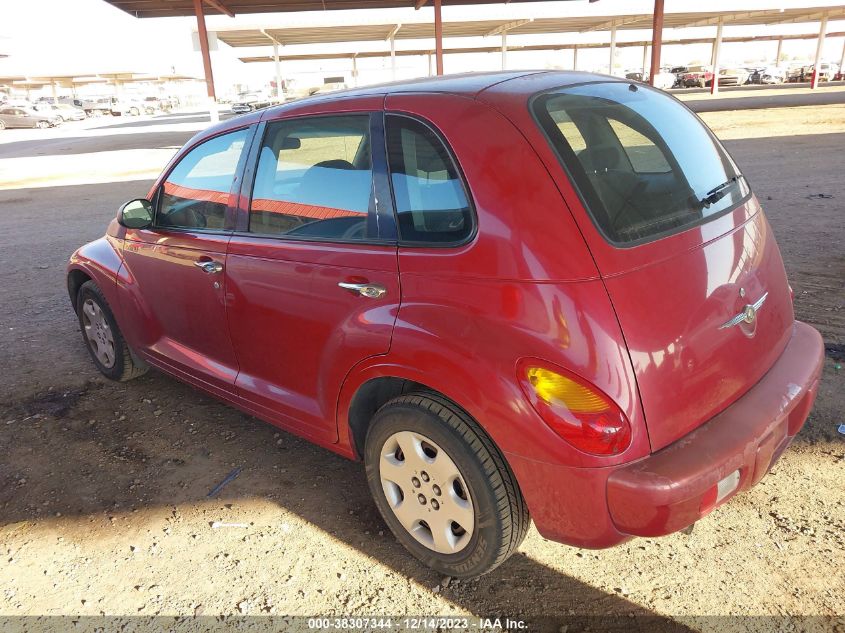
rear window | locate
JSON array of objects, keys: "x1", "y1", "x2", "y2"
[{"x1": 534, "y1": 82, "x2": 749, "y2": 244}]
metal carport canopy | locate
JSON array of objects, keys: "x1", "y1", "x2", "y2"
[
  {"x1": 237, "y1": 30, "x2": 845, "y2": 64},
  {"x1": 212, "y1": 7, "x2": 845, "y2": 47},
  {"x1": 101, "y1": 0, "x2": 573, "y2": 19},
  {"x1": 99, "y1": 0, "x2": 587, "y2": 104}
]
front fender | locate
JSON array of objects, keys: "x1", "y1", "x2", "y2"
[{"x1": 67, "y1": 234, "x2": 125, "y2": 320}]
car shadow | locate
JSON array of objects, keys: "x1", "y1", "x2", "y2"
[{"x1": 0, "y1": 373, "x2": 693, "y2": 631}]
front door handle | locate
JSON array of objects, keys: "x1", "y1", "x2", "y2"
[
  {"x1": 194, "y1": 260, "x2": 224, "y2": 274},
  {"x1": 338, "y1": 282, "x2": 387, "y2": 299}
]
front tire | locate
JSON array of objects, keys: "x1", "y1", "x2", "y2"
[
  {"x1": 75, "y1": 280, "x2": 147, "y2": 382},
  {"x1": 364, "y1": 393, "x2": 529, "y2": 578},
  {"x1": 35, "y1": 120, "x2": 49, "y2": 129}
]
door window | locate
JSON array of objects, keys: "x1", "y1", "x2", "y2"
[
  {"x1": 248, "y1": 115, "x2": 373, "y2": 241},
  {"x1": 157, "y1": 128, "x2": 249, "y2": 230},
  {"x1": 385, "y1": 115, "x2": 472, "y2": 244}
]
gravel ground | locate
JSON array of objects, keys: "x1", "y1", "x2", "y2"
[{"x1": 0, "y1": 105, "x2": 843, "y2": 632}]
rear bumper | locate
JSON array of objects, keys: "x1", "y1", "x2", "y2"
[{"x1": 508, "y1": 320, "x2": 824, "y2": 547}]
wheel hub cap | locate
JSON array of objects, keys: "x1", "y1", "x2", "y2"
[
  {"x1": 81, "y1": 298, "x2": 115, "y2": 368},
  {"x1": 379, "y1": 431, "x2": 474, "y2": 554}
]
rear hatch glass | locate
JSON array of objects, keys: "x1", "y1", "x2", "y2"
[
  {"x1": 532, "y1": 82, "x2": 793, "y2": 450},
  {"x1": 533, "y1": 82, "x2": 749, "y2": 245}
]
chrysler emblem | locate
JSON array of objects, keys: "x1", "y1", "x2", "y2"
[{"x1": 719, "y1": 292, "x2": 768, "y2": 330}]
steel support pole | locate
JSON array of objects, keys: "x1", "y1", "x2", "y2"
[
  {"x1": 573, "y1": 46, "x2": 578, "y2": 71},
  {"x1": 434, "y1": 0, "x2": 444, "y2": 76},
  {"x1": 427, "y1": 52, "x2": 433, "y2": 77},
  {"x1": 501, "y1": 32, "x2": 507, "y2": 70},
  {"x1": 711, "y1": 19, "x2": 724, "y2": 95},
  {"x1": 193, "y1": 0, "x2": 217, "y2": 122},
  {"x1": 775, "y1": 38, "x2": 783, "y2": 67},
  {"x1": 390, "y1": 37, "x2": 396, "y2": 80},
  {"x1": 609, "y1": 25, "x2": 617, "y2": 75},
  {"x1": 839, "y1": 40, "x2": 845, "y2": 75},
  {"x1": 811, "y1": 15, "x2": 828, "y2": 89},
  {"x1": 352, "y1": 56, "x2": 358, "y2": 87},
  {"x1": 642, "y1": 44, "x2": 649, "y2": 77},
  {"x1": 273, "y1": 42, "x2": 282, "y2": 100},
  {"x1": 648, "y1": 0, "x2": 664, "y2": 86}
]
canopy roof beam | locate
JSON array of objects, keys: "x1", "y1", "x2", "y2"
[{"x1": 203, "y1": 0, "x2": 233, "y2": 18}]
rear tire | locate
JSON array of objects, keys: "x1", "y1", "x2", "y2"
[
  {"x1": 364, "y1": 392, "x2": 530, "y2": 578},
  {"x1": 75, "y1": 280, "x2": 147, "y2": 382},
  {"x1": 35, "y1": 120, "x2": 49, "y2": 129}
]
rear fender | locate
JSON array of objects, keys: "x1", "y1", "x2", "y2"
[{"x1": 337, "y1": 278, "x2": 650, "y2": 470}]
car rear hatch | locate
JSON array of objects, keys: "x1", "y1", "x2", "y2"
[{"x1": 530, "y1": 80, "x2": 795, "y2": 450}]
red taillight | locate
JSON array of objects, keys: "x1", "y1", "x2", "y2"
[{"x1": 517, "y1": 360, "x2": 632, "y2": 456}]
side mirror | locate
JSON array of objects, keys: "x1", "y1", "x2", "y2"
[{"x1": 118, "y1": 198, "x2": 153, "y2": 229}]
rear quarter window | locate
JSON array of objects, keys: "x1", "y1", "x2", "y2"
[{"x1": 385, "y1": 115, "x2": 473, "y2": 245}]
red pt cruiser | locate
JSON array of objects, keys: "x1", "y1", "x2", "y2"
[{"x1": 67, "y1": 72, "x2": 824, "y2": 578}]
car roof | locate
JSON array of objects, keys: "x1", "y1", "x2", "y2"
[{"x1": 202, "y1": 70, "x2": 613, "y2": 140}]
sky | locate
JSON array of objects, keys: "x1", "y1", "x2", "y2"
[{"x1": 1, "y1": 0, "x2": 844, "y2": 98}]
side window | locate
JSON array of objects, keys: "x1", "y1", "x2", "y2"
[
  {"x1": 385, "y1": 115, "x2": 472, "y2": 244},
  {"x1": 608, "y1": 119, "x2": 671, "y2": 173},
  {"x1": 249, "y1": 115, "x2": 372, "y2": 241},
  {"x1": 157, "y1": 128, "x2": 248, "y2": 230}
]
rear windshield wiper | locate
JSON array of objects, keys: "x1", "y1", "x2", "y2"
[{"x1": 699, "y1": 175, "x2": 745, "y2": 208}]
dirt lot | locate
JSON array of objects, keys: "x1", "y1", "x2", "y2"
[{"x1": 0, "y1": 104, "x2": 843, "y2": 632}]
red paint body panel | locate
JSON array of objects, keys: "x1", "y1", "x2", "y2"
[
  {"x1": 602, "y1": 208, "x2": 795, "y2": 450},
  {"x1": 67, "y1": 234, "x2": 125, "y2": 319},
  {"x1": 67, "y1": 72, "x2": 826, "y2": 551},
  {"x1": 606, "y1": 322, "x2": 822, "y2": 538},
  {"x1": 119, "y1": 229, "x2": 239, "y2": 395},
  {"x1": 225, "y1": 236, "x2": 400, "y2": 444}
]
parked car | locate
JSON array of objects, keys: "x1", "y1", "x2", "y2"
[
  {"x1": 805, "y1": 62, "x2": 839, "y2": 82},
  {"x1": 715, "y1": 67, "x2": 750, "y2": 86},
  {"x1": 67, "y1": 72, "x2": 823, "y2": 578},
  {"x1": 759, "y1": 66, "x2": 787, "y2": 84},
  {"x1": 668, "y1": 65, "x2": 689, "y2": 87},
  {"x1": 744, "y1": 67, "x2": 765, "y2": 84},
  {"x1": 110, "y1": 98, "x2": 144, "y2": 116},
  {"x1": 231, "y1": 91, "x2": 273, "y2": 114},
  {"x1": 142, "y1": 96, "x2": 172, "y2": 114},
  {"x1": 787, "y1": 63, "x2": 812, "y2": 82},
  {"x1": 0, "y1": 105, "x2": 61, "y2": 129},
  {"x1": 79, "y1": 97, "x2": 113, "y2": 117},
  {"x1": 681, "y1": 65, "x2": 713, "y2": 87},
  {"x1": 624, "y1": 69, "x2": 675, "y2": 90},
  {"x1": 34, "y1": 103, "x2": 87, "y2": 121}
]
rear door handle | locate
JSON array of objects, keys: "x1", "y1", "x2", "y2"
[
  {"x1": 194, "y1": 260, "x2": 224, "y2": 274},
  {"x1": 338, "y1": 282, "x2": 387, "y2": 299}
]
